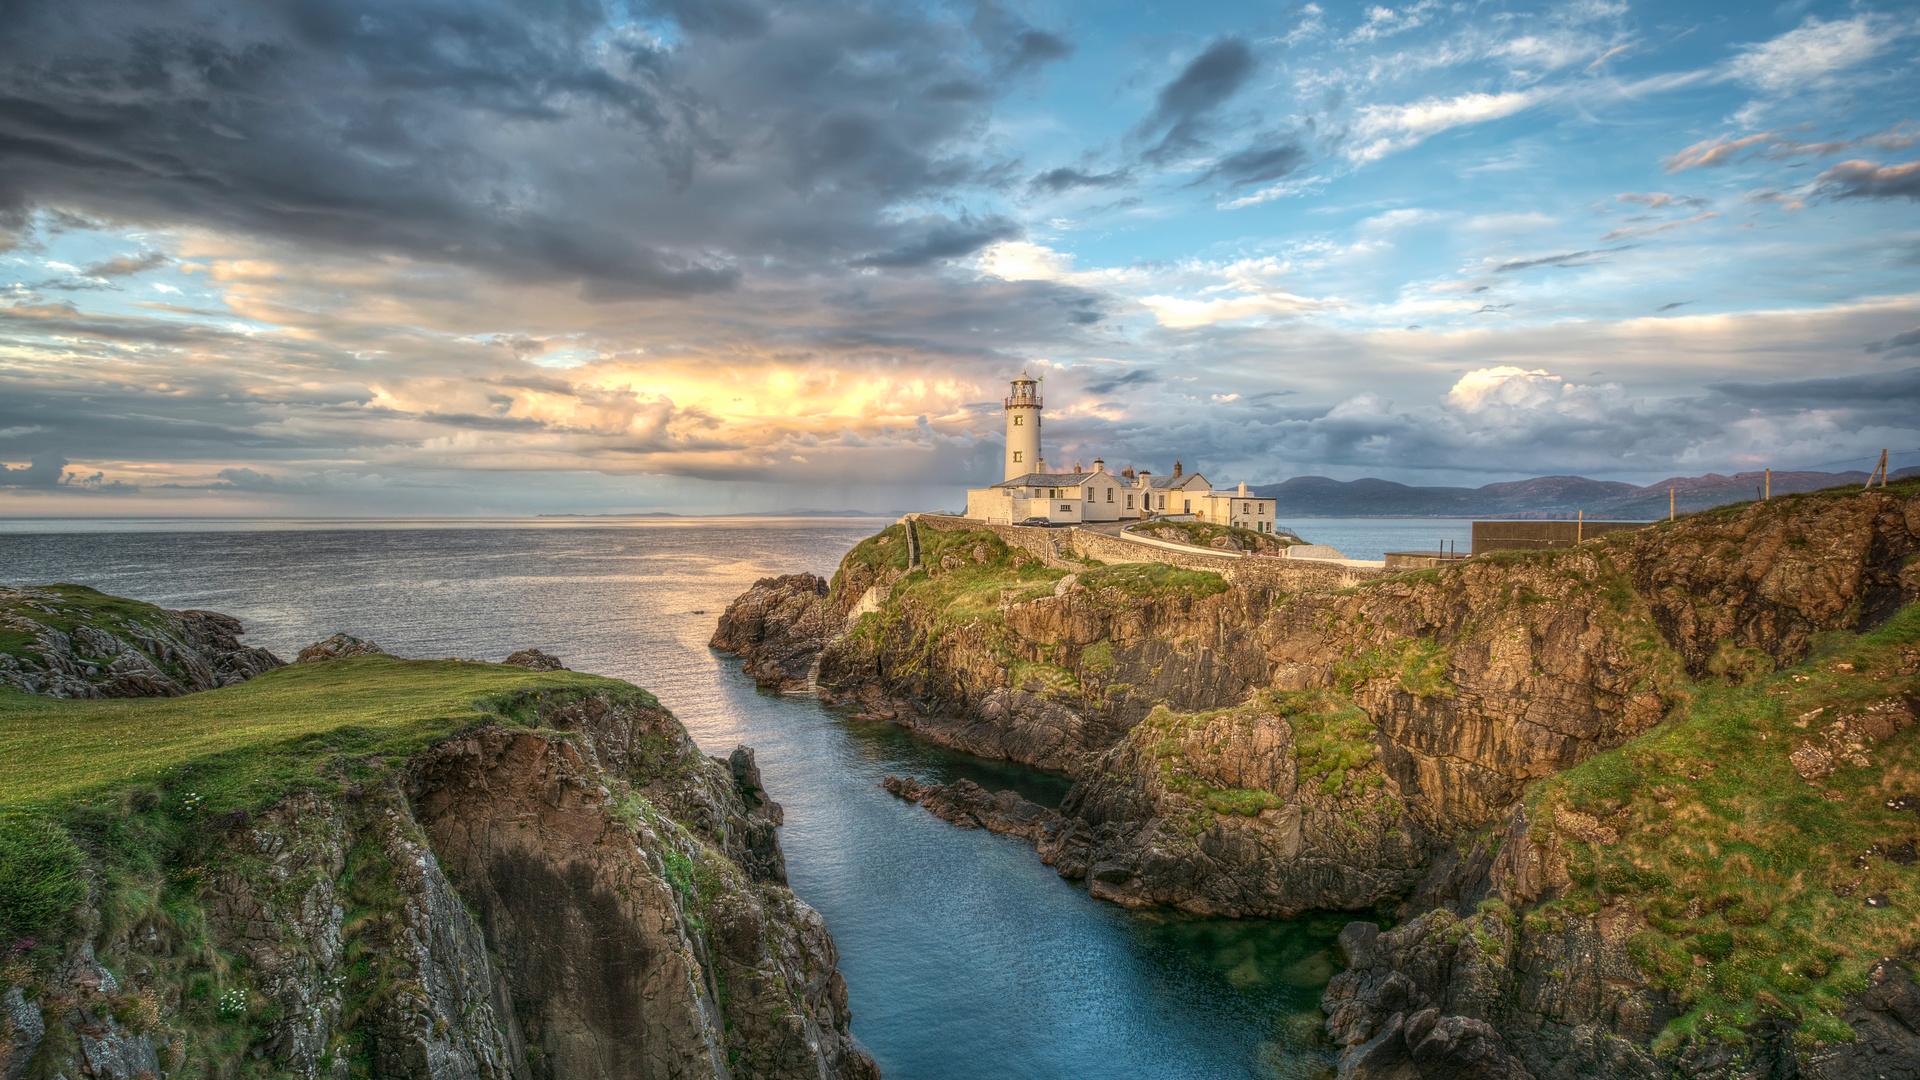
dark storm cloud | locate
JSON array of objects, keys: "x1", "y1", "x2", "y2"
[
  {"x1": 1135, "y1": 38, "x2": 1256, "y2": 163},
  {"x1": 0, "y1": 0, "x2": 1064, "y2": 295},
  {"x1": 1813, "y1": 160, "x2": 1920, "y2": 201},
  {"x1": 1866, "y1": 328, "x2": 1920, "y2": 357}
]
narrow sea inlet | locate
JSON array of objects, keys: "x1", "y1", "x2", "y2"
[{"x1": 1, "y1": 519, "x2": 1342, "y2": 1079}]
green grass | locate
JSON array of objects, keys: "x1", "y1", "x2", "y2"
[
  {"x1": 1134, "y1": 704, "x2": 1286, "y2": 832},
  {"x1": 0, "y1": 653, "x2": 671, "y2": 1080},
  {"x1": 0, "y1": 656, "x2": 644, "y2": 812},
  {"x1": 1076, "y1": 562, "x2": 1229, "y2": 602},
  {"x1": 1528, "y1": 602, "x2": 1920, "y2": 1047},
  {"x1": 1276, "y1": 690, "x2": 1383, "y2": 797}
]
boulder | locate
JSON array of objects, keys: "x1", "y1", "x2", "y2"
[
  {"x1": 503, "y1": 648, "x2": 566, "y2": 671},
  {"x1": 295, "y1": 633, "x2": 388, "y2": 663}
]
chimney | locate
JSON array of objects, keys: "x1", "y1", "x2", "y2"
[
  {"x1": 1121, "y1": 466, "x2": 1134, "y2": 479},
  {"x1": 1073, "y1": 461, "x2": 1083, "y2": 473},
  {"x1": 1174, "y1": 460, "x2": 1182, "y2": 476},
  {"x1": 1238, "y1": 481, "x2": 1247, "y2": 496},
  {"x1": 1093, "y1": 458, "x2": 1106, "y2": 473}
]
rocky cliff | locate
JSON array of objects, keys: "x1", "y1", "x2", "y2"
[
  {"x1": 717, "y1": 483, "x2": 1920, "y2": 1077},
  {"x1": 1, "y1": 584, "x2": 283, "y2": 698},
  {"x1": 2, "y1": 610, "x2": 877, "y2": 1080}
]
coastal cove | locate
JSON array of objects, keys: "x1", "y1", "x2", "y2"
[{"x1": 0, "y1": 519, "x2": 1346, "y2": 1080}]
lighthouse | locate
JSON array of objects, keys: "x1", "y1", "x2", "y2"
[{"x1": 1003, "y1": 371, "x2": 1042, "y2": 480}]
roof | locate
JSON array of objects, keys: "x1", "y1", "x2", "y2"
[
  {"x1": 1144, "y1": 472, "x2": 1209, "y2": 489},
  {"x1": 993, "y1": 471, "x2": 1112, "y2": 488}
]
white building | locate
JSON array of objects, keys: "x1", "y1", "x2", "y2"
[{"x1": 963, "y1": 373, "x2": 1280, "y2": 531}]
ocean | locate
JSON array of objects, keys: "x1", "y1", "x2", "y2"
[{"x1": 1, "y1": 518, "x2": 1353, "y2": 1080}]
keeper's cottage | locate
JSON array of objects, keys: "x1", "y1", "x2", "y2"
[{"x1": 963, "y1": 371, "x2": 1279, "y2": 530}]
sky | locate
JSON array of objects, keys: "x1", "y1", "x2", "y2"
[{"x1": 1, "y1": 0, "x2": 1917, "y2": 515}]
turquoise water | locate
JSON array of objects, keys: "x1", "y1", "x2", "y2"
[{"x1": 0, "y1": 519, "x2": 1341, "y2": 1079}]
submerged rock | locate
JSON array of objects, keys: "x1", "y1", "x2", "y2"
[{"x1": 881, "y1": 776, "x2": 1055, "y2": 839}]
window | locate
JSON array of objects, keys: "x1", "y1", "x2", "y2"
[
  {"x1": 1157, "y1": 495, "x2": 1166, "y2": 509},
  {"x1": 1013, "y1": 451, "x2": 1023, "y2": 463},
  {"x1": 1059, "y1": 503, "x2": 1071, "y2": 513},
  {"x1": 1013, "y1": 415, "x2": 1023, "y2": 426},
  {"x1": 1183, "y1": 499, "x2": 1191, "y2": 513},
  {"x1": 1106, "y1": 488, "x2": 1114, "y2": 502},
  {"x1": 1126, "y1": 494, "x2": 1134, "y2": 509}
]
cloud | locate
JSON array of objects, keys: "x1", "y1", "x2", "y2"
[
  {"x1": 1085, "y1": 369, "x2": 1158, "y2": 393},
  {"x1": 0, "y1": 0, "x2": 1041, "y2": 297},
  {"x1": 1616, "y1": 192, "x2": 1709, "y2": 210},
  {"x1": 0, "y1": 452, "x2": 67, "y2": 487},
  {"x1": 1726, "y1": 14, "x2": 1896, "y2": 94},
  {"x1": 977, "y1": 241, "x2": 1074, "y2": 282},
  {"x1": 1194, "y1": 140, "x2": 1307, "y2": 189},
  {"x1": 1663, "y1": 132, "x2": 1774, "y2": 172},
  {"x1": 1029, "y1": 167, "x2": 1131, "y2": 193},
  {"x1": 854, "y1": 213, "x2": 1023, "y2": 268},
  {"x1": 1656, "y1": 301, "x2": 1692, "y2": 313},
  {"x1": 1444, "y1": 366, "x2": 1570, "y2": 412},
  {"x1": 1494, "y1": 248, "x2": 1626, "y2": 272},
  {"x1": 82, "y1": 251, "x2": 167, "y2": 277},
  {"x1": 1812, "y1": 160, "x2": 1920, "y2": 202},
  {"x1": 1135, "y1": 38, "x2": 1257, "y2": 163},
  {"x1": 1347, "y1": 90, "x2": 1541, "y2": 163},
  {"x1": 1599, "y1": 212, "x2": 1716, "y2": 243},
  {"x1": 1139, "y1": 291, "x2": 1333, "y2": 328},
  {"x1": 1866, "y1": 327, "x2": 1920, "y2": 358}
]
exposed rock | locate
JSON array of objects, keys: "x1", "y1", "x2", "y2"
[
  {"x1": 503, "y1": 648, "x2": 567, "y2": 671},
  {"x1": 708, "y1": 574, "x2": 839, "y2": 692},
  {"x1": 880, "y1": 776, "x2": 1055, "y2": 839},
  {"x1": 0, "y1": 585, "x2": 282, "y2": 698},
  {"x1": 713, "y1": 486, "x2": 1920, "y2": 1076},
  {"x1": 11, "y1": 689, "x2": 874, "y2": 1080},
  {"x1": 295, "y1": 633, "x2": 389, "y2": 663},
  {"x1": 2, "y1": 987, "x2": 45, "y2": 1080},
  {"x1": 1805, "y1": 959, "x2": 1920, "y2": 1079},
  {"x1": 1034, "y1": 703, "x2": 1428, "y2": 916},
  {"x1": 1790, "y1": 697, "x2": 1918, "y2": 781}
]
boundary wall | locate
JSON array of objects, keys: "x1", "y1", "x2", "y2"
[{"x1": 911, "y1": 514, "x2": 1389, "y2": 591}]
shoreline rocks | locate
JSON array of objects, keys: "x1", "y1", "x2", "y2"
[{"x1": 0, "y1": 584, "x2": 282, "y2": 698}]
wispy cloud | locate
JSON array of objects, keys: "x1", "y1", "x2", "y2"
[{"x1": 1348, "y1": 90, "x2": 1543, "y2": 163}]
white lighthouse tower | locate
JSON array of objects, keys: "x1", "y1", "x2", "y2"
[{"x1": 1003, "y1": 370, "x2": 1042, "y2": 480}]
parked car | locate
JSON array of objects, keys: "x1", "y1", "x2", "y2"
[{"x1": 1017, "y1": 516, "x2": 1052, "y2": 527}]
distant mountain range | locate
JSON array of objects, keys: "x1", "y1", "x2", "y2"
[{"x1": 1249, "y1": 467, "x2": 1919, "y2": 519}]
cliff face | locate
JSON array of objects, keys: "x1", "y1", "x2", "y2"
[
  {"x1": 716, "y1": 485, "x2": 1920, "y2": 1076},
  {"x1": 0, "y1": 584, "x2": 283, "y2": 698},
  {"x1": 2, "y1": 632, "x2": 876, "y2": 1080}
]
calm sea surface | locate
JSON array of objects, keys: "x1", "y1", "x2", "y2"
[{"x1": 0, "y1": 518, "x2": 1355, "y2": 1080}]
